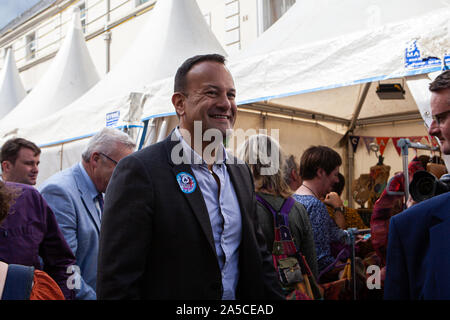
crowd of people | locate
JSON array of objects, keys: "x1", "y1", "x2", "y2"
[{"x1": 0, "y1": 54, "x2": 449, "y2": 300}]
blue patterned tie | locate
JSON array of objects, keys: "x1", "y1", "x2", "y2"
[{"x1": 96, "y1": 193, "x2": 104, "y2": 216}]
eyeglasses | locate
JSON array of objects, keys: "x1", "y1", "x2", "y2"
[
  {"x1": 99, "y1": 152, "x2": 118, "y2": 165},
  {"x1": 432, "y1": 110, "x2": 450, "y2": 126}
]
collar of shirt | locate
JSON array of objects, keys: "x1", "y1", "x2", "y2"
[
  {"x1": 78, "y1": 162, "x2": 100, "y2": 201},
  {"x1": 174, "y1": 127, "x2": 228, "y2": 167}
]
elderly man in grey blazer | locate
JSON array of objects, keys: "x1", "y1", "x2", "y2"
[{"x1": 39, "y1": 128, "x2": 135, "y2": 300}]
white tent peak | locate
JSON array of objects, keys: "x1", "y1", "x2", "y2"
[
  {"x1": 61, "y1": 0, "x2": 227, "y2": 114},
  {"x1": 113, "y1": 0, "x2": 226, "y2": 86},
  {"x1": 0, "y1": 48, "x2": 26, "y2": 119},
  {"x1": 0, "y1": 8, "x2": 100, "y2": 132},
  {"x1": 71, "y1": 6, "x2": 82, "y2": 30}
]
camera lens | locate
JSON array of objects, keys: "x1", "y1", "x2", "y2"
[
  {"x1": 417, "y1": 178, "x2": 434, "y2": 198},
  {"x1": 409, "y1": 171, "x2": 438, "y2": 202}
]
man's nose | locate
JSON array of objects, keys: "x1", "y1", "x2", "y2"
[
  {"x1": 428, "y1": 119, "x2": 440, "y2": 137},
  {"x1": 216, "y1": 93, "x2": 232, "y2": 109}
]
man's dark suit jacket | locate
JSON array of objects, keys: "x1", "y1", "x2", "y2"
[
  {"x1": 97, "y1": 135, "x2": 284, "y2": 300},
  {"x1": 384, "y1": 191, "x2": 450, "y2": 299}
]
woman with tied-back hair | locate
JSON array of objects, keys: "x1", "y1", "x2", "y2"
[
  {"x1": 237, "y1": 134, "x2": 319, "y2": 284},
  {"x1": 0, "y1": 181, "x2": 65, "y2": 300}
]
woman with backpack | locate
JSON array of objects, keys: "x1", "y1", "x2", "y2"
[{"x1": 237, "y1": 134, "x2": 321, "y2": 299}]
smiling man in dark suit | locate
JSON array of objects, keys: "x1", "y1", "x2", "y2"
[{"x1": 97, "y1": 54, "x2": 284, "y2": 300}]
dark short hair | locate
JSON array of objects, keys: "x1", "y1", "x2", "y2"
[
  {"x1": 174, "y1": 54, "x2": 226, "y2": 93},
  {"x1": 332, "y1": 172, "x2": 346, "y2": 196},
  {"x1": 299, "y1": 146, "x2": 342, "y2": 180},
  {"x1": 429, "y1": 70, "x2": 450, "y2": 92},
  {"x1": 1, "y1": 138, "x2": 41, "y2": 164}
]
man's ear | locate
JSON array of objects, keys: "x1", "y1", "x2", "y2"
[
  {"x1": 316, "y1": 167, "x2": 326, "y2": 179},
  {"x1": 1, "y1": 161, "x2": 11, "y2": 174},
  {"x1": 172, "y1": 92, "x2": 185, "y2": 117},
  {"x1": 90, "y1": 152, "x2": 101, "y2": 169}
]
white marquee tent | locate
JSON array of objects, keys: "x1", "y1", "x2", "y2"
[
  {"x1": 139, "y1": 0, "x2": 450, "y2": 204},
  {"x1": 0, "y1": 8, "x2": 100, "y2": 134},
  {"x1": 0, "y1": 48, "x2": 26, "y2": 119},
  {"x1": 1, "y1": 0, "x2": 448, "y2": 198},
  {"x1": 0, "y1": 0, "x2": 227, "y2": 185}
]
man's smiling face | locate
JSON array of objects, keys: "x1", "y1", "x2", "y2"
[{"x1": 176, "y1": 60, "x2": 237, "y2": 139}]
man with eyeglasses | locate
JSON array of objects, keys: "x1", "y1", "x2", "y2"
[
  {"x1": 39, "y1": 128, "x2": 135, "y2": 300},
  {"x1": 384, "y1": 70, "x2": 450, "y2": 300}
]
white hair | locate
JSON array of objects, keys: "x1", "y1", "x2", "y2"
[{"x1": 82, "y1": 128, "x2": 136, "y2": 162}]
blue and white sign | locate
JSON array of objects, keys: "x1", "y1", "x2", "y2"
[
  {"x1": 106, "y1": 111, "x2": 120, "y2": 127},
  {"x1": 405, "y1": 40, "x2": 450, "y2": 70}
]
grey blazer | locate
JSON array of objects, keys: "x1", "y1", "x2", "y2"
[{"x1": 39, "y1": 163, "x2": 100, "y2": 300}]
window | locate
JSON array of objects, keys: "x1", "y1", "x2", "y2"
[
  {"x1": 26, "y1": 32, "x2": 36, "y2": 60},
  {"x1": 224, "y1": 0, "x2": 241, "y2": 53},
  {"x1": 135, "y1": 0, "x2": 150, "y2": 7},
  {"x1": 258, "y1": 0, "x2": 296, "y2": 34},
  {"x1": 79, "y1": 2, "x2": 86, "y2": 33}
]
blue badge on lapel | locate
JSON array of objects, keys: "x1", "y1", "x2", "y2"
[{"x1": 176, "y1": 172, "x2": 197, "y2": 194}]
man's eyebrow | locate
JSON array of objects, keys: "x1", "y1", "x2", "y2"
[
  {"x1": 203, "y1": 84, "x2": 236, "y2": 92},
  {"x1": 203, "y1": 84, "x2": 220, "y2": 90}
]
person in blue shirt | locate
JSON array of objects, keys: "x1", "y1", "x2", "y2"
[{"x1": 293, "y1": 145, "x2": 348, "y2": 282}]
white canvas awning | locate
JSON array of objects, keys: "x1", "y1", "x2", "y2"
[
  {"x1": 138, "y1": 1, "x2": 450, "y2": 197},
  {"x1": 237, "y1": 0, "x2": 449, "y2": 59},
  {"x1": 141, "y1": 7, "x2": 450, "y2": 124}
]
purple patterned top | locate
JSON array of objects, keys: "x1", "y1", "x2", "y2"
[
  {"x1": 0, "y1": 182, "x2": 76, "y2": 299},
  {"x1": 293, "y1": 194, "x2": 346, "y2": 272}
]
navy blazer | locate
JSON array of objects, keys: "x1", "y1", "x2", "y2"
[
  {"x1": 39, "y1": 163, "x2": 101, "y2": 300},
  {"x1": 384, "y1": 191, "x2": 450, "y2": 299},
  {"x1": 97, "y1": 134, "x2": 284, "y2": 300}
]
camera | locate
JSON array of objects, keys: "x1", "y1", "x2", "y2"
[{"x1": 409, "y1": 171, "x2": 450, "y2": 202}]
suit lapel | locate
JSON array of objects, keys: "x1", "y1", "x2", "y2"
[
  {"x1": 72, "y1": 164, "x2": 101, "y2": 233},
  {"x1": 165, "y1": 133, "x2": 216, "y2": 256},
  {"x1": 429, "y1": 217, "x2": 450, "y2": 298}
]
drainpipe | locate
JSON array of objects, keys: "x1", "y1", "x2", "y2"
[{"x1": 104, "y1": 0, "x2": 111, "y2": 73}]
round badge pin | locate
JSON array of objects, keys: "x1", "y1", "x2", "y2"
[{"x1": 176, "y1": 172, "x2": 197, "y2": 194}]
